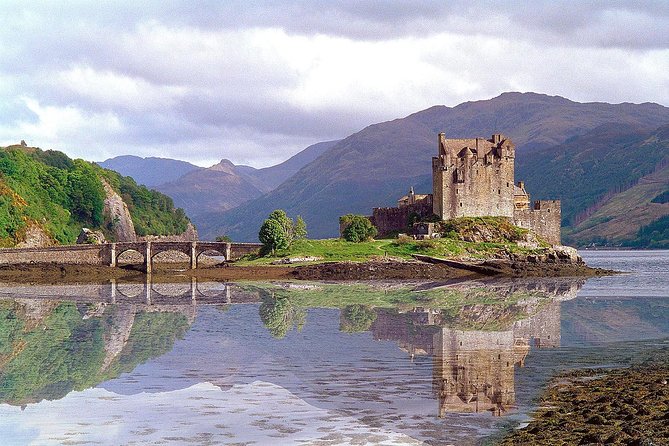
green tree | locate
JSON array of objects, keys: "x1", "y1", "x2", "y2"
[
  {"x1": 341, "y1": 214, "x2": 377, "y2": 242},
  {"x1": 215, "y1": 235, "x2": 232, "y2": 242},
  {"x1": 259, "y1": 218, "x2": 289, "y2": 253},
  {"x1": 268, "y1": 209, "x2": 294, "y2": 243},
  {"x1": 294, "y1": 215, "x2": 307, "y2": 240}
]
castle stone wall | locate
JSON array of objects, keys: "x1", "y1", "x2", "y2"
[
  {"x1": 433, "y1": 133, "x2": 515, "y2": 220},
  {"x1": 370, "y1": 199, "x2": 433, "y2": 237},
  {"x1": 513, "y1": 200, "x2": 561, "y2": 245}
]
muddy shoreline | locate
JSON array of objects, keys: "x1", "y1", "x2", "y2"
[{"x1": 0, "y1": 258, "x2": 612, "y2": 285}]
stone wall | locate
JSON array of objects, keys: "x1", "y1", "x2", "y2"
[
  {"x1": 433, "y1": 133, "x2": 515, "y2": 220},
  {"x1": 514, "y1": 200, "x2": 562, "y2": 245},
  {"x1": 0, "y1": 245, "x2": 108, "y2": 265},
  {"x1": 370, "y1": 199, "x2": 433, "y2": 238}
]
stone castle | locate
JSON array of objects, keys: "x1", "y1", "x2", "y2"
[{"x1": 368, "y1": 132, "x2": 561, "y2": 244}]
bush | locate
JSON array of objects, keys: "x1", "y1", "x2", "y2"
[
  {"x1": 259, "y1": 218, "x2": 290, "y2": 253},
  {"x1": 340, "y1": 214, "x2": 377, "y2": 242}
]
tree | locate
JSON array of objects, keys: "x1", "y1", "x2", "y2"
[
  {"x1": 268, "y1": 209, "x2": 294, "y2": 243},
  {"x1": 215, "y1": 235, "x2": 232, "y2": 242},
  {"x1": 259, "y1": 218, "x2": 289, "y2": 253},
  {"x1": 341, "y1": 214, "x2": 377, "y2": 242},
  {"x1": 294, "y1": 215, "x2": 307, "y2": 240}
]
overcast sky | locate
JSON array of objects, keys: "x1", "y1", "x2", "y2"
[{"x1": 0, "y1": 1, "x2": 667, "y2": 167}]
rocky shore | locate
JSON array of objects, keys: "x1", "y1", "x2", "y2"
[{"x1": 500, "y1": 364, "x2": 669, "y2": 445}]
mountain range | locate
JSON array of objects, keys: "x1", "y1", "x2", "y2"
[
  {"x1": 204, "y1": 92, "x2": 669, "y2": 243},
  {"x1": 99, "y1": 92, "x2": 669, "y2": 247},
  {"x1": 99, "y1": 140, "x2": 337, "y2": 222}
]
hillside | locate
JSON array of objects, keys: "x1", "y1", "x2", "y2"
[
  {"x1": 100, "y1": 141, "x2": 338, "y2": 233},
  {"x1": 517, "y1": 124, "x2": 669, "y2": 247},
  {"x1": 155, "y1": 159, "x2": 265, "y2": 219},
  {"x1": 0, "y1": 143, "x2": 190, "y2": 246},
  {"x1": 239, "y1": 140, "x2": 339, "y2": 192},
  {"x1": 97, "y1": 155, "x2": 200, "y2": 187},
  {"x1": 205, "y1": 92, "x2": 669, "y2": 241}
]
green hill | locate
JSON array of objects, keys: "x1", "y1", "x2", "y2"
[
  {"x1": 516, "y1": 124, "x2": 669, "y2": 247},
  {"x1": 0, "y1": 143, "x2": 190, "y2": 246}
]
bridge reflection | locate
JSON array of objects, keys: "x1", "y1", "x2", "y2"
[{"x1": 0, "y1": 276, "x2": 258, "y2": 307}]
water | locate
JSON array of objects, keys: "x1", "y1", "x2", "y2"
[{"x1": 0, "y1": 251, "x2": 667, "y2": 445}]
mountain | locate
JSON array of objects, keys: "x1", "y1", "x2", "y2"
[
  {"x1": 0, "y1": 144, "x2": 190, "y2": 246},
  {"x1": 517, "y1": 123, "x2": 669, "y2": 247},
  {"x1": 239, "y1": 140, "x2": 339, "y2": 192},
  {"x1": 205, "y1": 92, "x2": 669, "y2": 241},
  {"x1": 97, "y1": 155, "x2": 201, "y2": 187},
  {"x1": 98, "y1": 141, "x2": 338, "y2": 235},
  {"x1": 155, "y1": 159, "x2": 266, "y2": 220}
]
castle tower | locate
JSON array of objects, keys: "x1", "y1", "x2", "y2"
[{"x1": 432, "y1": 133, "x2": 516, "y2": 220}]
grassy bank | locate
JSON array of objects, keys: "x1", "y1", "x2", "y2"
[{"x1": 236, "y1": 237, "x2": 542, "y2": 266}]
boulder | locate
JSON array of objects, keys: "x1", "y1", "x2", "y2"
[{"x1": 77, "y1": 228, "x2": 106, "y2": 245}]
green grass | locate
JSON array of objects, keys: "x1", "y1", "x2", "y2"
[{"x1": 237, "y1": 236, "x2": 542, "y2": 265}]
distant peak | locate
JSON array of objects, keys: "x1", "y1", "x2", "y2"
[{"x1": 208, "y1": 159, "x2": 237, "y2": 173}]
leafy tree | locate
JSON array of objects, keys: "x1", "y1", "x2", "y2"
[
  {"x1": 268, "y1": 209, "x2": 294, "y2": 243},
  {"x1": 294, "y1": 215, "x2": 307, "y2": 240},
  {"x1": 341, "y1": 214, "x2": 377, "y2": 242},
  {"x1": 215, "y1": 235, "x2": 232, "y2": 242},
  {"x1": 259, "y1": 218, "x2": 290, "y2": 253},
  {"x1": 67, "y1": 161, "x2": 105, "y2": 226}
]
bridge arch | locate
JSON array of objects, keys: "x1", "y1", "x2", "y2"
[{"x1": 116, "y1": 248, "x2": 145, "y2": 266}]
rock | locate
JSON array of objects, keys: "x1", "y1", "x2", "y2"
[
  {"x1": 15, "y1": 223, "x2": 53, "y2": 248},
  {"x1": 76, "y1": 228, "x2": 106, "y2": 245},
  {"x1": 101, "y1": 178, "x2": 137, "y2": 242},
  {"x1": 554, "y1": 245, "x2": 582, "y2": 263}
]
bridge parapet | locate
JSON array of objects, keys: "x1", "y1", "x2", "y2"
[{"x1": 0, "y1": 241, "x2": 262, "y2": 270}]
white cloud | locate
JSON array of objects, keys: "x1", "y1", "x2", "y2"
[{"x1": 0, "y1": 2, "x2": 667, "y2": 167}]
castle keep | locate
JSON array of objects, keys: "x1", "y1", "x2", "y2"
[{"x1": 367, "y1": 132, "x2": 561, "y2": 244}]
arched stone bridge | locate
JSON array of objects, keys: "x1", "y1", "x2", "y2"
[{"x1": 0, "y1": 241, "x2": 262, "y2": 270}]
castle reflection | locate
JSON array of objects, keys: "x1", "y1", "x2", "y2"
[{"x1": 366, "y1": 279, "x2": 582, "y2": 417}]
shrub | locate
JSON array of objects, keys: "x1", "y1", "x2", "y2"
[{"x1": 341, "y1": 214, "x2": 377, "y2": 242}]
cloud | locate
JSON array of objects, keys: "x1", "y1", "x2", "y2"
[{"x1": 0, "y1": 1, "x2": 667, "y2": 167}]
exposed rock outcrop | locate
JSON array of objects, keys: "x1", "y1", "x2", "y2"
[
  {"x1": 76, "y1": 228, "x2": 106, "y2": 245},
  {"x1": 101, "y1": 178, "x2": 136, "y2": 242},
  {"x1": 15, "y1": 223, "x2": 53, "y2": 248}
]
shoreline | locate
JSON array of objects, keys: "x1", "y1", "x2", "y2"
[{"x1": 0, "y1": 257, "x2": 612, "y2": 285}]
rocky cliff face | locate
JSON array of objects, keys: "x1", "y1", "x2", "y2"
[
  {"x1": 15, "y1": 222, "x2": 54, "y2": 248},
  {"x1": 101, "y1": 179, "x2": 137, "y2": 242}
]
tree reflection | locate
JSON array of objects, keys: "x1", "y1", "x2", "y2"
[
  {"x1": 259, "y1": 293, "x2": 306, "y2": 339},
  {"x1": 339, "y1": 304, "x2": 377, "y2": 333}
]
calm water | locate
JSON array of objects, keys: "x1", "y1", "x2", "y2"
[{"x1": 0, "y1": 251, "x2": 667, "y2": 445}]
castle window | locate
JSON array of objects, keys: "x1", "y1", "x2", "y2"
[
  {"x1": 498, "y1": 189, "x2": 501, "y2": 194},
  {"x1": 507, "y1": 182, "x2": 510, "y2": 187},
  {"x1": 460, "y1": 202, "x2": 463, "y2": 207}
]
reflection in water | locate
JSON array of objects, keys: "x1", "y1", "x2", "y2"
[{"x1": 367, "y1": 298, "x2": 563, "y2": 417}]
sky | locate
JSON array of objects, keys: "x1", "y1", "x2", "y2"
[{"x1": 0, "y1": 1, "x2": 668, "y2": 168}]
